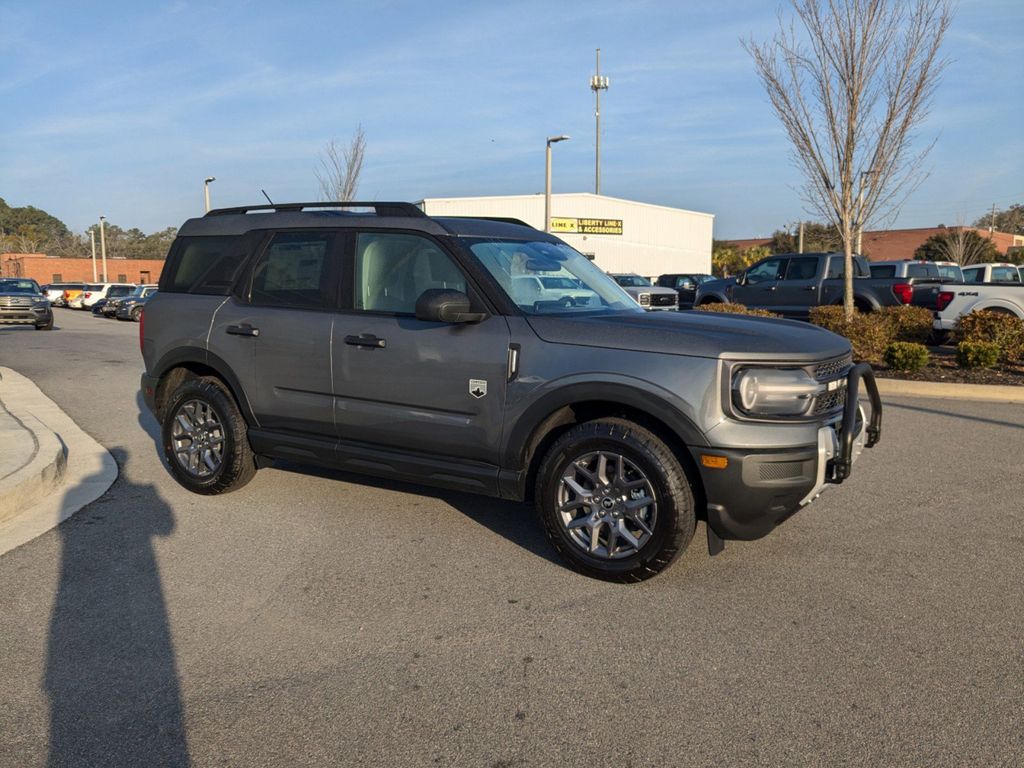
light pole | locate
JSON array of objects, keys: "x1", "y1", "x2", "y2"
[
  {"x1": 204, "y1": 176, "x2": 216, "y2": 213},
  {"x1": 545, "y1": 135, "x2": 570, "y2": 233},
  {"x1": 89, "y1": 229, "x2": 98, "y2": 281},
  {"x1": 590, "y1": 49, "x2": 609, "y2": 195},
  {"x1": 99, "y1": 216, "x2": 108, "y2": 282}
]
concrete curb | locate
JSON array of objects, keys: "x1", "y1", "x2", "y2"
[
  {"x1": 876, "y1": 376, "x2": 1024, "y2": 403},
  {"x1": 0, "y1": 401, "x2": 67, "y2": 525},
  {"x1": 0, "y1": 367, "x2": 118, "y2": 556}
]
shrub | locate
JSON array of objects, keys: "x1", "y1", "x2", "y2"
[
  {"x1": 694, "y1": 302, "x2": 782, "y2": 318},
  {"x1": 809, "y1": 306, "x2": 894, "y2": 363},
  {"x1": 877, "y1": 305, "x2": 934, "y2": 344},
  {"x1": 883, "y1": 342, "x2": 929, "y2": 372},
  {"x1": 956, "y1": 340, "x2": 1000, "y2": 369},
  {"x1": 953, "y1": 310, "x2": 1024, "y2": 363}
]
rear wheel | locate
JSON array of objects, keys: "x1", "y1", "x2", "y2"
[
  {"x1": 535, "y1": 418, "x2": 696, "y2": 582},
  {"x1": 161, "y1": 377, "x2": 256, "y2": 494}
]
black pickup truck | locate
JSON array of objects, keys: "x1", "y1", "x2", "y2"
[{"x1": 695, "y1": 252, "x2": 946, "y2": 318}]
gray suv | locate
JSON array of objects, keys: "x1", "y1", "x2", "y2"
[{"x1": 141, "y1": 202, "x2": 882, "y2": 582}]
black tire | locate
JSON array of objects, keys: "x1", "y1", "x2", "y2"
[
  {"x1": 535, "y1": 418, "x2": 696, "y2": 582},
  {"x1": 161, "y1": 377, "x2": 256, "y2": 495},
  {"x1": 130, "y1": 306, "x2": 143, "y2": 322},
  {"x1": 35, "y1": 317, "x2": 54, "y2": 330}
]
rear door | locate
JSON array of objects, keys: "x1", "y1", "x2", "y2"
[
  {"x1": 732, "y1": 257, "x2": 788, "y2": 309},
  {"x1": 771, "y1": 255, "x2": 822, "y2": 318},
  {"x1": 331, "y1": 231, "x2": 510, "y2": 465},
  {"x1": 210, "y1": 230, "x2": 341, "y2": 438}
]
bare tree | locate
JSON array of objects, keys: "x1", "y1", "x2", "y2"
[
  {"x1": 315, "y1": 125, "x2": 366, "y2": 202},
  {"x1": 746, "y1": 0, "x2": 952, "y2": 319},
  {"x1": 923, "y1": 222, "x2": 999, "y2": 266}
]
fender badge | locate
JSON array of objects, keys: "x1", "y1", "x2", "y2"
[{"x1": 469, "y1": 379, "x2": 487, "y2": 399}]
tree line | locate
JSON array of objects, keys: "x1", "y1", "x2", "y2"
[{"x1": 0, "y1": 198, "x2": 176, "y2": 260}]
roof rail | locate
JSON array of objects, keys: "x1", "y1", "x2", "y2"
[
  {"x1": 205, "y1": 201, "x2": 426, "y2": 218},
  {"x1": 438, "y1": 215, "x2": 533, "y2": 228}
]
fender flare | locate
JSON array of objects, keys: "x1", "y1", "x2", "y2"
[
  {"x1": 502, "y1": 380, "x2": 709, "y2": 472},
  {"x1": 962, "y1": 298, "x2": 1024, "y2": 318},
  {"x1": 152, "y1": 346, "x2": 257, "y2": 426}
]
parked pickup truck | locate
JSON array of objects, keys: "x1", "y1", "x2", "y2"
[
  {"x1": 961, "y1": 263, "x2": 1022, "y2": 284},
  {"x1": 695, "y1": 252, "x2": 946, "y2": 319},
  {"x1": 933, "y1": 283, "x2": 1024, "y2": 332}
]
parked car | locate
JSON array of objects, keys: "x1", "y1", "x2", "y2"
[
  {"x1": 43, "y1": 282, "x2": 85, "y2": 307},
  {"x1": 655, "y1": 273, "x2": 714, "y2": 310},
  {"x1": 961, "y1": 263, "x2": 1022, "y2": 284},
  {"x1": 106, "y1": 284, "x2": 157, "y2": 318},
  {"x1": 91, "y1": 299, "x2": 110, "y2": 316},
  {"x1": 509, "y1": 275, "x2": 597, "y2": 309},
  {"x1": 79, "y1": 282, "x2": 136, "y2": 309},
  {"x1": 62, "y1": 286, "x2": 86, "y2": 308},
  {"x1": 0, "y1": 278, "x2": 53, "y2": 330},
  {"x1": 867, "y1": 260, "x2": 953, "y2": 282},
  {"x1": 932, "y1": 261, "x2": 965, "y2": 282},
  {"x1": 933, "y1": 283, "x2": 1024, "y2": 332},
  {"x1": 609, "y1": 273, "x2": 679, "y2": 310},
  {"x1": 695, "y1": 252, "x2": 946, "y2": 319},
  {"x1": 116, "y1": 286, "x2": 158, "y2": 321},
  {"x1": 141, "y1": 201, "x2": 882, "y2": 582}
]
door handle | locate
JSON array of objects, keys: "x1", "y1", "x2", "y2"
[
  {"x1": 766, "y1": 285, "x2": 777, "y2": 292},
  {"x1": 345, "y1": 334, "x2": 386, "y2": 349},
  {"x1": 804, "y1": 285, "x2": 817, "y2": 291},
  {"x1": 226, "y1": 324, "x2": 260, "y2": 337}
]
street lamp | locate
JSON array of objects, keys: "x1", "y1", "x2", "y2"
[
  {"x1": 89, "y1": 229, "x2": 98, "y2": 281},
  {"x1": 545, "y1": 135, "x2": 570, "y2": 233},
  {"x1": 98, "y1": 216, "x2": 108, "y2": 282},
  {"x1": 204, "y1": 176, "x2": 216, "y2": 213}
]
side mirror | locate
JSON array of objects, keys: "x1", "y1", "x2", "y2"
[
  {"x1": 415, "y1": 289, "x2": 486, "y2": 324},
  {"x1": 736, "y1": 272, "x2": 748, "y2": 286}
]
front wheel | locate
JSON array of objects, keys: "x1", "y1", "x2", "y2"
[
  {"x1": 535, "y1": 418, "x2": 696, "y2": 582},
  {"x1": 161, "y1": 377, "x2": 256, "y2": 494}
]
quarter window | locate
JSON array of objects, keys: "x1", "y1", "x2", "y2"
[
  {"x1": 164, "y1": 236, "x2": 243, "y2": 294},
  {"x1": 354, "y1": 233, "x2": 466, "y2": 314},
  {"x1": 250, "y1": 231, "x2": 337, "y2": 309}
]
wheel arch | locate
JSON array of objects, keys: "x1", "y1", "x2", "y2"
[
  {"x1": 504, "y1": 383, "x2": 708, "y2": 504},
  {"x1": 152, "y1": 347, "x2": 255, "y2": 426}
]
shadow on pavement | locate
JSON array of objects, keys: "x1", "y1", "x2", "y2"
[{"x1": 44, "y1": 447, "x2": 190, "y2": 767}]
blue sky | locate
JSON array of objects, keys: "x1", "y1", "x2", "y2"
[{"x1": 2, "y1": 0, "x2": 1021, "y2": 239}]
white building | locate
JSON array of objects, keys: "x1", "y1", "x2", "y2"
[{"x1": 420, "y1": 193, "x2": 713, "y2": 278}]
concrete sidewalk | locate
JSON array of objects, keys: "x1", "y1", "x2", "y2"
[{"x1": 0, "y1": 367, "x2": 117, "y2": 556}]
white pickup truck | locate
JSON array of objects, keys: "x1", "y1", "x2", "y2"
[{"x1": 934, "y1": 283, "x2": 1024, "y2": 332}]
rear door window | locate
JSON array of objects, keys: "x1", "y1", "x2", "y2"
[
  {"x1": 962, "y1": 268, "x2": 982, "y2": 283},
  {"x1": 784, "y1": 257, "x2": 819, "y2": 281},
  {"x1": 248, "y1": 231, "x2": 340, "y2": 310}
]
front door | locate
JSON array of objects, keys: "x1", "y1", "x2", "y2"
[
  {"x1": 732, "y1": 257, "x2": 788, "y2": 309},
  {"x1": 331, "y1": 231, "x2": 511, "y2": 465},
  {"x1": 209, "y1": 230, "x2": 341, "y2": 438},
  {"x1": 772, "y1": 255, "x2": 822, "y2": 318}
]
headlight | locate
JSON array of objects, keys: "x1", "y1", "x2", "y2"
[
  {"x1": 33, "y1": 300, "x2": 50, "y2": 309},
  {"x1": 732, "y1": 367, "x2": 823, "y2": 418},
  {"x1": 638, "y1": 293, "x2": 651, "y2": 306}
]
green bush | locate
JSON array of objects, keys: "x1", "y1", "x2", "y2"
[
  {"x1": 883, "y1": 342, "x2": 929, "y2": 372},
  {"x1": 953, "y1": 310, "x2": 1024, "y2": 363},
  {"x1": 877, "y1": 305, "x2": 934, "y2": 344},
  {"x1": 809, "y1": 306, "x2": 894, "y2": 363},
  {"x1": 956, "y1": 341, "x2": 1000, "y2": 369},
  {"x1": 694, "y1": 302, "x2": 782, "y2": 318}
]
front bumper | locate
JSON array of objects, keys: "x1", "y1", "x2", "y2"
[
  {"x1": 0, "y1": 307, "x2": 52, "y2": 325},
  {"x1": 693, "y1": 363, "x2": 882, "y2": 541}
]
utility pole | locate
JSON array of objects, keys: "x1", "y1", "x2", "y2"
[
  {"x1": 99, "y1": 216, "x2": 108, "y2": 282},
  {"x1": 590, "y1": 49, "x2": 609, "y2": 195},
  {"x1": 89, "y1": 229, "x2": 97, "y2": 281},
  {"x1": 798, "y1": 221, "x2": 805, "y2": 254},
  {"x1": 990, "y1": 203, "x2": 997, "y2": 238}
]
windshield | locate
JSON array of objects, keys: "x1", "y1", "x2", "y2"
[
  {"x1": 0, "y1": 279, "x2": 41, "y2": 294},
  {"x1": 467, "y1": 238, "x2": 640, "y2": 315},
  {"x1": 613, "y1": 275, "x2": 651, "y2": 287}
]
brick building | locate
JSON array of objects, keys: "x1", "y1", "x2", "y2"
[
  {"x1": 722, "y1": 227, "x2": 1023, "y2": 262},
  {"x1": 1, "y1": 254, "x2": 166, "y2": 284}
]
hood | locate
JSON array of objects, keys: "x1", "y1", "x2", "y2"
[
  {"x1": 525, "y1": 310, "x2": 851, "y2": 362},
  {"x1": 619, "y1": 285, "x2": 677, "y2": 296},
  {"x1": 697, "y1": 276, "x2": 738, "y2": 293}
]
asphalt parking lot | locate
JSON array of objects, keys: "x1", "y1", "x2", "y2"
[{"x1": 1, "y1": 309, "x2": 1022, "y2": 767}]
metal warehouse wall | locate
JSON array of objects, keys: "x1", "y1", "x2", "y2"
[{"x1": 421, "y1": 194, "x2": 713, "y2": 277}]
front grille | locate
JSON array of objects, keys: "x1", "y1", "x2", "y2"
[
  {"x1": 650, "y1": 293, "x2": 678, "y2": 307},
  {"x1": 0, "y1": 297, "x2": 33, "y2": 309},
  {"x1": 759, "y1": 461, "x2": 806, "y2": 481},
  {"x1": 814, "y1": 354, "x2": 853, "y2": 380},
  {"x1": 813, "y1": 386, "x2": 847, "y2": 414}
]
